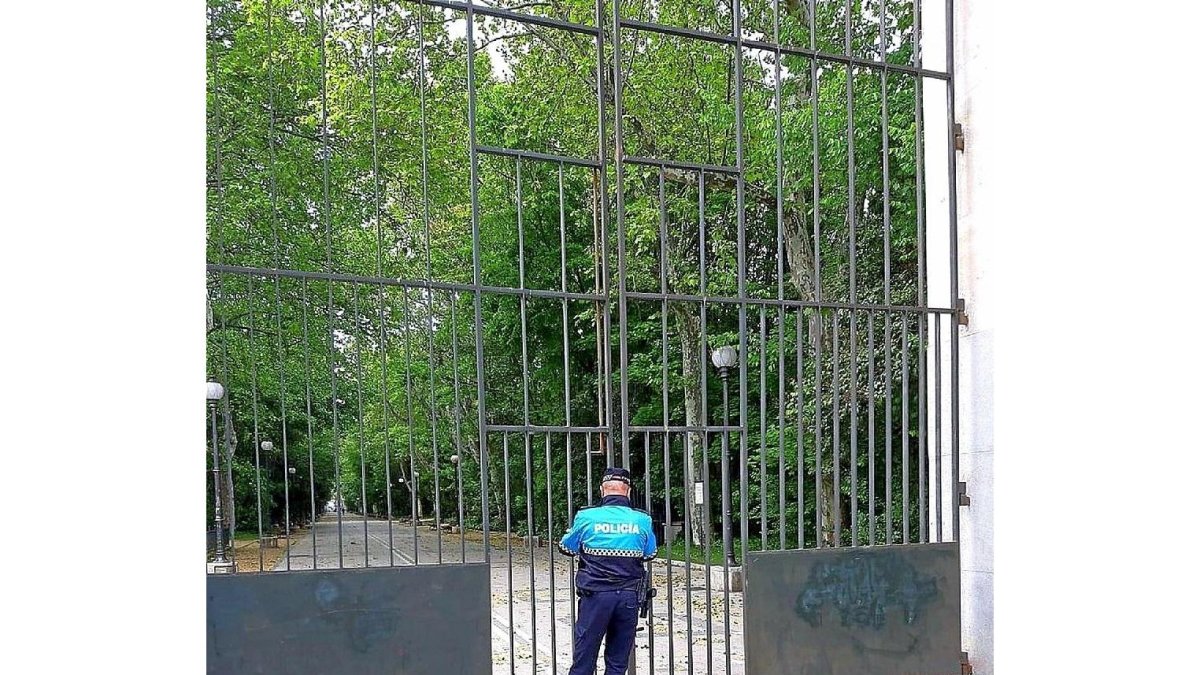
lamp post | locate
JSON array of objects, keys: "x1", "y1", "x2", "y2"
[
  {"x1": 207, "y1": 381, "x2": 235, "y2": 573},
  {"x1": 710, "y1": 345, "x2": 738, "y2": 567}
]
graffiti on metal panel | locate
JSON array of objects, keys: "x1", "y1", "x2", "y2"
[{"x1": 794, "y1": 552, "x2": 938, "y2": 629}]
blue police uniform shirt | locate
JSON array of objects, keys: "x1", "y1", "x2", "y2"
[{"x1": 558, "y1": 494, "x2": 657, "y2": 592}]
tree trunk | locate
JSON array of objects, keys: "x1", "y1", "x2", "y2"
[{"x1": 673, "y1": 306, "x2": 707, "y2": 547}]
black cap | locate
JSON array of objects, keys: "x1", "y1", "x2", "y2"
[{"x1": 600, "y1": 467, "x2": 631, "y2": 486}]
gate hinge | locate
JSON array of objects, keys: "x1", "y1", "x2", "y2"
[
  {"x1": 955, "y1": 298, "x2": 969, "y2": 328},
  {"x1": 958, "y1": 481, "x2": 971, "y2": 507},
  {"x1": 954, "y1": 123, "x2": 965, "y2": 152},
  {"x1": 961, "y1": 651, "x2": 973, "y2": 675}
]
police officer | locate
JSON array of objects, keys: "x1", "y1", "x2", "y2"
[{"x1": 558, "y1": 467, "x2": 657, "y2": 675}]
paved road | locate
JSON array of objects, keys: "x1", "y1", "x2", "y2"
[{"x1": 275, "y1": 514, "x2": 745, "y2": 674}]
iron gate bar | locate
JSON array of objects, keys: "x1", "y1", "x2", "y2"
[
  {"x1": 934, "y1": 315, "x2": 943, "y2": 542},
  {"x1": 451, "y1": 292, "x2": 467, "y2": 561},
  {"x1": 903, "y1": 312, "x2": 912, "y2": 543},
  {"x1": 797, "y1": 308, "x2": 805, "y2": 548},
  {"x1": 416, "y1": 0, "x2": 444, "y2": 564},
  {"x1": 628, "y1": 425, "x2": 741, "y2": 433},
  {"x1": 488, "y1": 424, "x2": 610, "y2": 433},
  {"x1": 301, "y1": 278, "x2": 317, "y2": 561},
  {"x1": 868, "y1": 310, "x2": 876, "y2": 545},
  {"x1": 773, "y1": 0, "x2": 788, "y2": 554},
  {"x1": 624, "y1": 289, "x2": 957, "y2": 314},
  {"x1": 624, "y1": 155, "x2": 740, "y2": 176},
  {"x1": 478, "y1": 144, "x2": 602, "y2": 169},
  {"x1": 249, "y1": 276, "x2": 265, "y2": 570},
  {"x1": 205, "y1": 264, "x2": 608, "y2": 303},
  {"x1": 945, "y1": 0, "x2": 964, "y2": 544},
  {"x1": 833, "y1": 310, "x2": 841, "y2": 546},
  {"x1": 354, "y1": 284, "x2": 369, "y2": 566},
  {"x1": 615, "y1": 15, "x2": 953, "y2": 81},
  {"x1": 465, "y1": 0, "x2": 492, "y2": 567},
  {"x1": 759, "y1": 307, "x2": 767, "y2": 549},
  {"x1": 418, "y1": 0, "x2": 600, "y2": 35}
]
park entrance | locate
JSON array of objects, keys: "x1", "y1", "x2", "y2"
[{"x1": 206, "y1": 0, "x2": 966, "y2": 672}]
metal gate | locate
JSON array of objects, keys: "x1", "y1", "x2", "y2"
[{"x1": 206, "y1": 0, "x2": 963, "y2": 673}]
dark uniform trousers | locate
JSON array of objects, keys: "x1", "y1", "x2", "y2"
[{"x1": 570, "y1": 588, "x2": 640, "y2": 675}]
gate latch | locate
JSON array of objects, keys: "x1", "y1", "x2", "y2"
[
  {"x1": 961, "y1": 651, "x2": 974, "y2": 674},
  {"x1": 954, "y1": 123, "x2": 965, "y2": 152},
  {"x1": 958, "y1": 481, "x2": 971, "y2": 507}
]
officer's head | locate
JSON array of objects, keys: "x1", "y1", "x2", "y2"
[{"x1": 600, "y1": 467, "x2": 632, "y2": 497}]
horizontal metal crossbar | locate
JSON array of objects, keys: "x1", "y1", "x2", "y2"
[
  {"x1": 624, "y1": 290, "x2": 957, "y2": 315},
  {"x1": 477, "y1": 145, "x2": 601, "y2": 168},
  {"x1": 624, "y1": 155, "x2": 741, "y2": 176},
  {"x1": 206, "y1": 264, "x2": 606, "y2": 302},
  {"x1": 620, "y1": 19, "x2": 952, "y2": 82},
  {"x1": 486, "y1": 425, "x2": 610, "y2": 434},
  {"x1": 416, "y1": 0, "x2": 600, "y2": 36}
]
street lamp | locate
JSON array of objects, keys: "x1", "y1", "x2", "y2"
[
  {"x1": 710, "y1": 345, "x2": 738, "y2": 568},
  {"x1": 207, "y1": 381, "x2": 234, "y2": 573}
]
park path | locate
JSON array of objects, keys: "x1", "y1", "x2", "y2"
[{"x1": 274, "y1": 514, "x2": 745, "y2": 674}]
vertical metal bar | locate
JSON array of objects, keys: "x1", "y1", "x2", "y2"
[
  {"x1": 404, "y1": 286, "x2": 418, "y2": 561},
  {"x1": 612, "y1": 0, "x2": 631, "y2": 471},
  {"x1": 503, "y1": 432, "x2": 515, "y2": 675},
  {"x1": 773, "y1": 0, "x2": 789, "y2": 554},
  {"x1": 643, "y1": 431, "x2": 655, "y2": 668},
  {"x1": 832, "y1": 310, "x2": 841, "y2": 546},
  {"x1": 355, "y1": 284, "x2": 369, "y2": 566},
  {"x1": 595, "y1": 0, "x2": 614, "y2": 466},
  {"x1": 264, "y1": 0, "x2": 292, "y2": 568},
  {"x1": 248, "y1": 276, "x2": 265, "y2": 572},
  {"x1": 809, "y1": 0, "x2": 824, "y2": 550},
  {"x1": 276, "y1": 282, "x2": 293, "y2": 571},
  {"x1": 797, "y1": 308, "x2": 805, "y2": 548},
  {"x1": 546, "y1": 433, "x2": 556, "y2": 673},
  {"x1": 733, "y1": 14, "x2": 750, "y2": 667},
  {"x1": 681, "y1": 431, "x2": 695, "y2": 674},
  {"x1": 415, "y1": 0, "x2": 441, "y2": 564},
  {"x1": 701, "y1": 172, "x2": 710, "y2": 675},
  {"x1": 778, "y1": 308, "x2": 787, "y2": 550},
  {"x1": 586, "y1": 432, "x2": 594, "y2": 505},
  {"x1": 380, "y1": 284, "x2": 394, "y2": 564},
  {"x1": 209, "y1": 402, "x2": 227, "y2": 565},
  {"x1": 814, "y1": 310, "x2": 824, "y2": 547},
  {"x1": 301, "y1": 279, "x2": 318, "y2": 563},
  {"x1": 566, "y1": 432, "x2": 576, "y2": 628},
  {"x1": 880, "y1": 5, "x2": 893, "y2": 309},
  {"x1": 844, "y1": 0, "x2": 858, "y2": 551},
  {"x1": 557, "y1": 161, "x2": 571, "y2": 651},
  {"x1": 886, "y1": 312, "x2": 895, "y2": 546},
  {"x1": 759, "y1": 306, "x2": 767, "y2": 549},
  {"x1": 655, "y1": 164, "x2": 674, "y2": 671},
  {"x1": 720, "y1": 379, "x2": 732, "y2": 674},
  {"x1": 902, "y1": 312, "x2": 911, "y2": 543},
  {"x1": 317, "y1": 0, "x2": 344, "y2": 569},
  {"x1": 525, "y1": 431, "x2": 536, "y2": 669},
  {"x1": 945, "y1": 0, "x2": 963, "y2": 543},
  {"x1": 465, "y1": 0, "x2": 491, "y2": 565},
  {"x1": 934, "y1": 314, "x2": 943, "y2": 542},
  {"x1": 514, "y1": 157, "x2": 537, "y2": 672},
  {"x1": 915, "y1": 0, "x2": 928, "y2": 546},
  {"x1": 451, "y1": 293, "x2": 466, "y2": 561},
  {"x1": 867, "y1": 310, "x2": 876, "y2": 545},
  {"x1": 919, "y1": 315, "x2": 928, "y2": 543},
  {"x1": 850, "y1": 313, "x2": 859, "y2": 548},
  {"x1": 663, "y1": 431, "x2": 675, "y2": 669},
  {"x1": 369, "y1": 0, "x2": 382, "y2": 279},
  {"x1": 810, "y1": 0, "x2": 821, "y2": 301}
]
